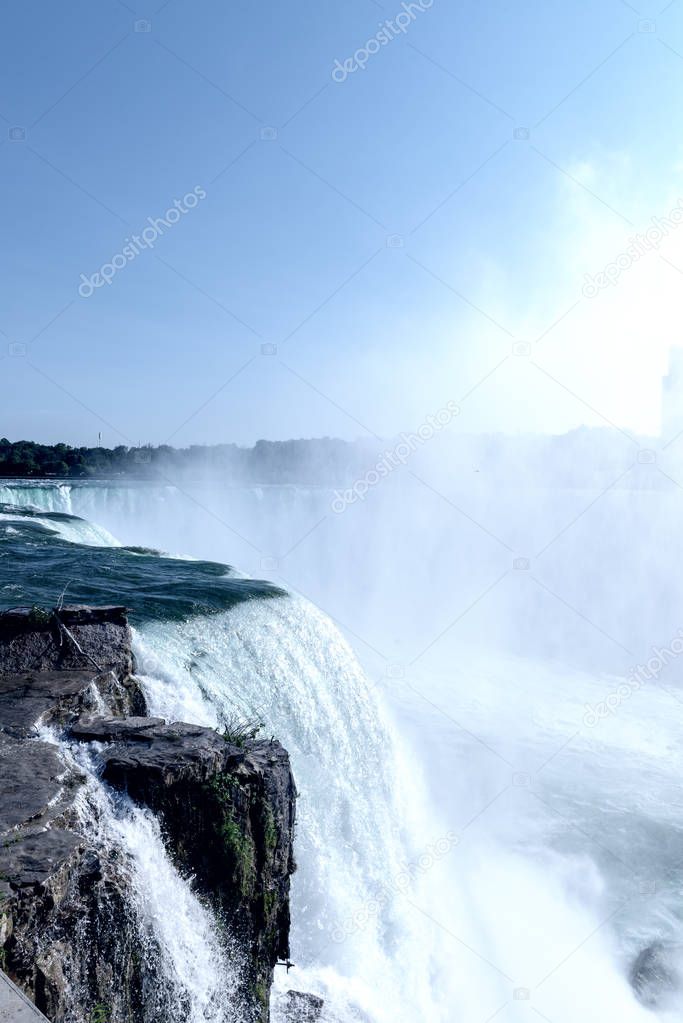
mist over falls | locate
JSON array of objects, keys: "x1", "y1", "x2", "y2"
[
  {"x1": 3, "y1": 427, "x2": 681, "y2": 671},
  {"x1": 3, "y1": 435, "x2": 683, "y2": 1021}
]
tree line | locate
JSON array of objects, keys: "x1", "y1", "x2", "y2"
[{"x1": 0, "y1": 437, "x2": 368, "y2": 482}]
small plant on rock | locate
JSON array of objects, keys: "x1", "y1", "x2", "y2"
[{"x1": 221, "y1": 714, "x2": 263, "y2": 748}]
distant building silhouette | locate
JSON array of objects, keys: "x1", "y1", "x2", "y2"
[{"x1": 662, "y1": 348, "x2": 683, "y2": 439}]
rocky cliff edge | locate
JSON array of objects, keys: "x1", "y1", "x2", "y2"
[{"x1": 0, "y1": 606, "x2": 297, "y2": 1023}]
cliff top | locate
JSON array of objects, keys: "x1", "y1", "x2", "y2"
[
  {"x1": 0, "y1": 605, "x2": 133, "y2": 677},
  {"x1": 0, "y1": 606, "x2": 128, "y2": 638}
]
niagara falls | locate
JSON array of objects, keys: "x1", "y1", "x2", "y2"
[{"x1": 3, "y1": 2, "x2": 683, "y2": 1020}]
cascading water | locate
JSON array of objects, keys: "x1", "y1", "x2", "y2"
[
  {"x1": 3, "y1": 476, "x2": 683, "y2": 1021},
  {"x1": 133, "y1": 599, "x2": 457, "y2": 1022}
]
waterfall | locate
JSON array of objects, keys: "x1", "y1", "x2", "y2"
[
  {"x1": 5, "y1": 478, "x2": 683, "y2": 1021},
  {"x1": 132, "y1": 598, "x2": 454, "y2": 1022},
  {"x1": 131, "y1": 598, "x2": 671, "y2": 1023}
]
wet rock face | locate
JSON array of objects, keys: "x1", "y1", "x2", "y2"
[
  {"x1": 0, "y1": 606, "x2": 297, "y2": 1023},
  {"x1": 3, "y1": 838, "x2": 146, "y2": 1023},
  {"x1": 0, "y1": 608, "x2": 151, "y2": 1021},
  {"x1": 67, "y1": 716, "x2": 297, "y2": 1019},
  {"x1": 0, "y1": 669, "x2": 145, "y2": 738}
]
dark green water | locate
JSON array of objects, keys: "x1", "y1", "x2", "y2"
[{"x1": 0, "y1": 505, "x2": 283, "y2": 623}]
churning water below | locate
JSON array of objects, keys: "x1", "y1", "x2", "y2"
[{"x1": 3, "y1": 478, "x2": 683, "y2": 1022}]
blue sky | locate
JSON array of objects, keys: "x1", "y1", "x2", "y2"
[{"x1": 3, "y1": 0, "x2": 683, "y2": 445}]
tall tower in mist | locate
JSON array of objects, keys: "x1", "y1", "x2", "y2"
[{"x1": 662, "y1": 348, "x2": 683, "y2": 439}]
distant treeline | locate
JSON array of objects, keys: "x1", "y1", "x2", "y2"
[
  {"x1": 0, "y1": 437, "x2": 368, "y2": 483},
  {"x1": 0, "y1": 427, "x2": 646, "y2": 487}
]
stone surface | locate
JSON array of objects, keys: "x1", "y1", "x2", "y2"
[
  {"x1": 0, "y1": 736, "x2": 68, "y2": 832},
  {"x1": 0, "y1": 970, "x2": 49, "y2": 1022},
  {"x1": 0, "y1": 606, "x2": 132, "y2": 677},
  {"x1": 67, "y1": 715, "x2": 165, "y2": 743},
  {"x1": 0, "y1": 671, "x2": 144, "y2": 737}
]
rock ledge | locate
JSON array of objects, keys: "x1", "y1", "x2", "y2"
[{"x1": 0, "y1": 605, "x2": 296, "y2": 1023}]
